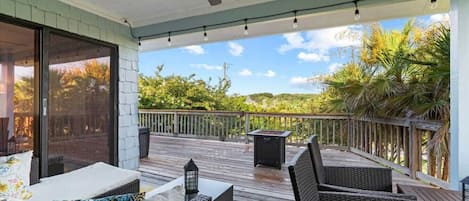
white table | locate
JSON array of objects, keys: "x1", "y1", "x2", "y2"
[{"x1": 146, "y1": 177, "x2": 233, "y2": 201}]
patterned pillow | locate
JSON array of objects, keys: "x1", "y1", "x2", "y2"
[
  {"x1": 71, "y1": 192, "x2": 145, "y2": 201},
  {"x1": 0, "y1": 157, "x2": 33, "y2": 200},
  {"x1": 0, "y1": 151, "x2": 33, "y2": 186}
]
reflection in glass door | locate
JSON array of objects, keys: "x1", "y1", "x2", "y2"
[
  {"x1": 47, "y1": 33, "x2": 112, "y2": 175},
  {"x1": 0, "y1": 21, "x2": 37, "y2": 156}
]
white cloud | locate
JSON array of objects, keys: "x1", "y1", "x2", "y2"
[
  {"x1": 290, "y1": 76, "x2": 311, "y2": 85},
  {"x1": 190, "y1": 64, "x2": 223, "y2": 71},
  {"x1": 430, "y1": 13, "x2": 449, "y2": 23},
  {"x1": 303, "y1": 26, "x2": 361, "y2": 52},
  {"x1": 262, "y1": 70, "x2": 276, "y2": 78},
  {"x1": 228, "y1": 42, "x2": 244, "y2": 56},
  {"x1": 290, "y1": 75, "x2": 327, "y2": 92},
  {"x1": 182, "y1": 45, "x2": 205, "y2": 55},
  {"x1": 278, "y1": 26, "x2": 361, "y2": 62},
  {"x1": 239, "y1": 69, "x2": 253, "y2": 76},
  {"x1": 278, "y1": 33, "x2": 305, "y2": 53},
  {"x1": 297, "y1": 52, "x2": 329, "y2": 63},
  {"x1": 328, "y1": 63, "x2": 344, "y2": 73}
]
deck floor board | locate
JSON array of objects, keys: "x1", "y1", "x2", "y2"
[{"x1": 140, "y1": 135, "x2": 429, "y2": 201}]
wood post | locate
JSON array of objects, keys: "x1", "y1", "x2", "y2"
[
  {"x1": 409, "y1": 121, "x2": 419, "y2": 179},
  {"x1": 173, "y1": 112, "x2": 178, "y2": 136},
  {"x1": 347, "y1": 117, "x2": 352, "y2": 151},
  {"x1": 244, "y1": 112, "x2": 250, "y2": 144}
]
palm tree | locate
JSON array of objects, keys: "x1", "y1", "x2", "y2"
[{"x1": 323, "y1": 20, "x2": 450, "y2": 180}]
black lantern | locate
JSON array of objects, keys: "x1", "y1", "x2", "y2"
[
  {"x1": 462, "y1": 176, "x2": 469, "y2": 200},
  {"x1": 184, "y1": 158, "x2": 199, "y2": 195}
]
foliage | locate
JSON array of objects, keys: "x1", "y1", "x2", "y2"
[
  {"x1": 322, "y1": 20, "x2": 450, "y2": 122},
  {"x1": 138, "y1": 68, "x2": 321, "y2": 113},
  {"x1": 321, "y1": 20, "x2": 450, "y2": 177},
  {"x1": 138, "y1": 65, "x2": 230, "y2": 110}
]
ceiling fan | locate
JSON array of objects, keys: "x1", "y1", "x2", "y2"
[{"x1": 208, "y1": 0, "x2": 222, "y2": 6}]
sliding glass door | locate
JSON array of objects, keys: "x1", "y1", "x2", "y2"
[
  {"x1": 46, "y1": 33, "x2": 114, "y2": 175},
  {"x1": 0, "y1": 17, "x2": 117, "y2": 177},
  {"x1": 0, "y1": 21, "x2": 38, "y2": 156}
]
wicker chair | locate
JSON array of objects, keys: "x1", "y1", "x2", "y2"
[
  {"x1": 288, "y1": 149, "x2": 416, "y2": 201},
  {"x1": 308, "y1": 135, "x2": 393, "y2": 192}
]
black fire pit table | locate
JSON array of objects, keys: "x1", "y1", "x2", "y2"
[{"x1": 247, "y1": 129, "x2": 292, "y2": 169}]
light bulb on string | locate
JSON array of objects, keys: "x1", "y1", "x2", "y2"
[
  {"x1": 354, "y1": 1, "x2": 360, "y2": 21},
  {"x1": 167, "y1": 32, "x2": 172, "y2": 46},
  {"x1": 430, "y1": 0, "x2": 438, "y2": 9},
  {"x1": 203, "y1": 26, "x2": 208, "y2": 41},
  {"x1": 244, "y1": 19, "x2": 249, "y2": 35},
  {"x1": 293, "y1": 11, "x2": 298, "y2": 29}
]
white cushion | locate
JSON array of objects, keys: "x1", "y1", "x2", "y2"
[
  {"x1": 29, "y1": 162, "x2": 140, "y2": 201},
  {"x1": 0, "y1": 151, "x2": 33, "y2": 186}
]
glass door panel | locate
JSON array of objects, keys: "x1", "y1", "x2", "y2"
[
  {"x1": 0, "y1": 21, "x2": 37, "y2": 155},
  {"x1": 47, "y1": 33, "x2": 112, "y2": 175}
]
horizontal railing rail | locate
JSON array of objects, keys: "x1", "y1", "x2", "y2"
[{"x1": 138, "y1": 109, "x2": 449, "y2": 189}]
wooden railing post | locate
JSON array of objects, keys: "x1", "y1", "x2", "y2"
[
  {"x1": 347, "y1": 116, "x2": 353, "y2": 151},
  {"x1": 409, "y1": 120, "x2": 418, "y2": 179},
  {"x1": 173, "y1": 112, "x2": 179, "y2": 136},
  {"x1": 245, "y1": 112, "x2": 250, "y2": 144}
]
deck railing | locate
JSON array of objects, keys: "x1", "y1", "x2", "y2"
[{"x1": 139, "y1": 109, "x2": 449, "y2": 189}]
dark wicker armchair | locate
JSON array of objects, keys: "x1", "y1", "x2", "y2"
[
  {"x1": 288, "y1": 149, "x2": 416, "y2": 201},
  {"x1": 308, "y1": 135, "x2": 393, "y2": 192}
]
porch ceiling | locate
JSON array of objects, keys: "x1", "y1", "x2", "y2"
[{"x1": 60, "y1": 0, "x2": 450, "y2": 51}]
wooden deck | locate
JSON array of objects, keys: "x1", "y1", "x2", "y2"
[{"x1": 139, "y1": 135, "x2": 430, "y2": 201}]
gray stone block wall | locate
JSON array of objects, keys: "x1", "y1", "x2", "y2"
[{"x1": 0, "y1": 0, "x2": 140, "y2": 170}]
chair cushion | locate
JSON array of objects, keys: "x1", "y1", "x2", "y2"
[
  {"x1": 307, "y1": 135, "x2": 326, "y2": 184},
  {"x1": 29, "y1": 162, "x2": 140, "y2": 201},
  {"x1": 0, "y1": 157, "x2": 33, "y2": 200},
  {"x1": 0, "y1": 151, "x2": 33, "y2": 186}
]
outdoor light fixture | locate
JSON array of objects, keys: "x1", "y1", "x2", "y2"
[
  {"x1": 430, "y1": 0, "x2": 438, "y2": 9},
  {"x1": 203, "y1": 26, "x2": 208, "y2": 41},
  {"x1": 184, "y1": 158, "x2": 199, "y2": 195},
  {"x1": 138, "y1": 37, "x2": 141, "y2": 46},
  {"x1": 244, "y1": 19, "x2": 249, "y2": 35},
  {"x1": 292, "y1": 11, "x2": 298, "y2": 29},
  {"x1": 354, "y1": 1, "x2": 360, "y2": 21},
  {"x1": 167, "y1": 32, "x2": 172, "y2": 46}
]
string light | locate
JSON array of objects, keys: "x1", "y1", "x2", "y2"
[
  {"x1": 292, "y1": 11, "x2": 298, "y2": 29},
  {"x1": 136, "y1": 1, "x2": 362, "y2": 42},
  {"x1": 430, "y1": 0, "x2": 438, "y2": 9},
  {"x1": 203, "y1": 26, "x2": 208, "y2": 41},
  {"x1": 354, "y1": 1, "x2": 360, "y2": 21},
  {"x1": 167, "y1": 32, "x2": 172, "y2": 46},
  {"x1": 244, "y1": 19, "x2": 249, "y2": 35}
]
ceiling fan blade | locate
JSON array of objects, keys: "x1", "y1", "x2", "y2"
[{"x1": 208, "y1": 0, "x2": 222, "y2": 6}]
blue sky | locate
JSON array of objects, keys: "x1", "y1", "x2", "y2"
[{"x1": 139, "y1": 13, "x2": 448, "y2": 95}]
